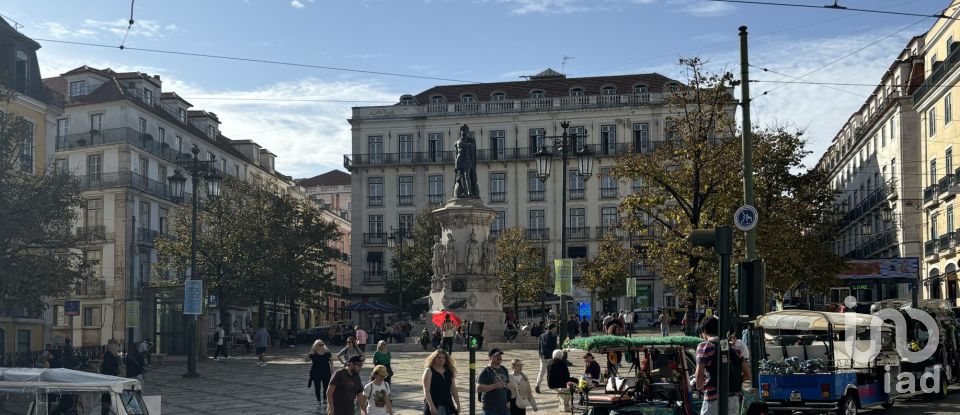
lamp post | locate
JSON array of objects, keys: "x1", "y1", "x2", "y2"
[
  {"x1": 387, "y1": 226, "x2": 411, "y2": 321},
  {"x1": 167, "y1": 145, "x2": 222, "y2": 378},
  {"x1": 535, "y1": 121, "x2": 594, "y2": 342}
]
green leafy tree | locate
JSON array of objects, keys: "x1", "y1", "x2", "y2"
[
  {"x1": 0, "y1": 84, "x2": 91, "y2": 315},
  {"x1": 387, "y1": 208, "x2": 441, "y2": 318},
  {"x1": 578, "y1": 235, "x2": 633, "y2": 312},
  {"x1": 495, "y1": 228, "x2": 549, "y2": 318}
]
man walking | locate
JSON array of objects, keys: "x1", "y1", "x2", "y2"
[
  {"x1": 254, "y1": 326, "x2": 270, "y2": 367},
  {"x1": 623, "y1": 310, "x2": 634, "y2": 337},
  {"x1": 657, "y1": 310, "x2": 670, "y2": 337},
  {"x1": 441, "y1": 315, "x2": 456, "y2": 355},
  {"x1": 355, "y1": 326, "x2": 368, "y2": 352},
  {"x1": 477, "y1": 348, "x2": 510, "y2": 415},
  {"x1": 534, "y1": 323, "x2": 557, "y2": 394},
  {"x1": 213, "y1": 323, "x2": 228, "y2": 359},
  {"x1": 566, "y1": 317, "x2": 580, "y2": 340},
  {"x1": 579, "y1": 317, "x2": 590, "y2": 338},
  {"x1": 327, "y1": 355, "x2": 367, "y2": 415},
  {"x1": 695, "y1": 317, "x2": 752, "y2": 415}
]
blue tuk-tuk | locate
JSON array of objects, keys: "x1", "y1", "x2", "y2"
[{"x1": 756, "y1": 310, "x2": 900, "y2": 414}]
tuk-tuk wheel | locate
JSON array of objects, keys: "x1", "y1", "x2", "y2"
[
  {"x1": 938, "y1": 376, "x2": 949, "y2": 400},
  {"x1": 836, "y1": 393, "x2": 858, "y2": 415},
  {"x1": 881, "y1": 397, "x2": 894, "y2": 409}
]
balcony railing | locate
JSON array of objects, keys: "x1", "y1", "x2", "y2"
[
  {"x1": 924, "y1": 185, "x2": 937, "y2": 204},
  {"x1": 569, "y1": 189, "x2": 585, "y2": 200},
  {"x1": 529, "y1": 190, "x2": 545, "y2": 201},
  {"x1": 137, "y1": 227, "x2": 159, "y2": 244},
  {"x1": 74, "y1": 279, "x2": 106, "y2": 297},
  {"x1": 596, "y1": 226, "x2": 624, "y2": 239},
  {"x1": 837, "y1": 181, "x2": 897, "y2": 230},
  {"x1": 6, "y1": 75, "x2": 65, "y2": 110},
  {"x1": 362, "y1": 233, "x2": 387, "y2": 246},
  {"x1": 363, "y1": 271, "x2": 386, "y2": 284},
  {"x1": 566, "y1": 227, "x2": 590, "y2": 240},
  {"x1": 926, "y1": 240, "x2": 938, "y2": 257},
  {"x1": 428, "y1": 194, "x2": 445, "y2": 205},
  {"x1": 633, "y1": 263, "x2": 654, "y2": 277},
  {"x1": 526, "y1": 228, "x2": 549, "y2": 241},
  {"x1": 940, "y1": 232, "x2": 956, "y2": 252},
  {"x1": 368, "y1": 196, "x2": 383, "y2": 207},
  {"x1": 76, "y1": 171, "x2": 187, "y2": 203},
  {"x1": 56, "y1": 127, "x2": 193, "y2": 165},
  {"x1": 914, "y1": 44, "x2": 960, "y2": 103},
  {"x1": 398, "y1": 195, "x2": 414, "y2": 206},
  {"x1": 353, "y1": 93, "x2": 664, "y2": 120},
  {"x1": 940, "y1": 175, "x2": 955, "y2": 195},
  {"x1": 601, "y1": 187, "x2": 619, "y2": 199},
  {"x1": 490, "y1": 192, "x2": 506, "y2": 203},
  {"x1": 76, "y1": 225, "x2": 107, "y2": 241}
]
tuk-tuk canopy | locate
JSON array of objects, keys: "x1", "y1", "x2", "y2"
[
  {"x1": 567, "y1": 335, "x2": 703, "y2": 351},
  {"x1": 757, "y1": 310, "x2": 892, "y2": 331},
  {"x1": 0, "y1": 368, "x2": 139, "y2": 394}
]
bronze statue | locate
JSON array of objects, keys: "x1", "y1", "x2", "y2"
[{"x1": 454, "y1": 124, "x2": 479, "y2": 198}]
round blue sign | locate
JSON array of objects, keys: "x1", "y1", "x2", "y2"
[{"x1": 734, "y1": 205, "x2": 758, "y2": 231}]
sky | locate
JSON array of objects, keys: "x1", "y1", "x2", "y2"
[{"x1": 0, "y1": 0, "x2": 944, "y2": 178}]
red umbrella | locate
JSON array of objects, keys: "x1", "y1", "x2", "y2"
[{"x1": 432, "y1": 310, "x2": 463, "y2": 327}]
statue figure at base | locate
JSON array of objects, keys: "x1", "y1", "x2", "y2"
[
  {"x1": 431, "y1": 235, "x2": 444, "y2": 278},
  {"x1": 466, "y1": 230, "x2": 481, "y2": 274},
  {"x1": 444, "y1": 233, "x2": 457, "y2": 275}
]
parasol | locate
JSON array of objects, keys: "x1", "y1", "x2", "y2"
[{"x1": 432, "y1": 310, "x2": 463, "y2": 327}]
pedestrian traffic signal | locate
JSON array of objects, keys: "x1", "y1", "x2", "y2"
[
  {"x1": 737, "y1": 259, "x2": 765, "y2": 319},
  {"x1": 468, "y1": 335, "x2": 483, "y2": 350},
  {"x1": 467, "y1": 321, "x2": 484, "y2": 350},
  {"x1": 690, "y1": 227, "x2": 733, "y2": 255}
]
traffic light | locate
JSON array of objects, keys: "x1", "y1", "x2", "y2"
[
  {"x1": 737, "y1": 260, "x2": 766, "y2": 319},
  {"x1": 690, "y1": 227, "x2": 733, "y2": 255},
  {"x1": 467, "y1": 321, "x2": 484, "y2": 350}
]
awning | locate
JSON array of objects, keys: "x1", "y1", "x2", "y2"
[
  {"x1": 756, "y1": 310, "x2": 893, "y2": 331},
  {"x1": 344, "y1": 302, "x2": 399, "y2": 312}
]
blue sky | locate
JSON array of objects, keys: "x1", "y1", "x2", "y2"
[{"x1": 1, "y1": 0, "x2": 941, "y2": 177}]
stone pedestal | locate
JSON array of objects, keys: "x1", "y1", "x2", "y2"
[{"x1": 428, "y1": 197, "x2": 504, "y2": 342}]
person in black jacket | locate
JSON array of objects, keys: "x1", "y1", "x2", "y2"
[
  {"x1": 546, "y1": 350, "x2": 575, "y2": 411},
  {"x1": 100, "y1": 343, "x2": 120, "y2": 376},
  {"x1": 125, "y1": 348, "x2": 147, "y2": 387},
  {"x1": 534, "y1": 323, "x2": 557, "y2": 394},
  {"x1": 305, "y1": 340, "x2": 333, "y2": 407}
]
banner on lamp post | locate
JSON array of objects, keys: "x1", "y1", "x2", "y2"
[
  {"x1": 553, "y1": 259, "x2": 573, "y2": 296},
  {"x1": 626, "y1": 278, "x2": 637, "y2": 297}
]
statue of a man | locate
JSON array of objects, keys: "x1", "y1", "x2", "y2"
[
  {"x1": 431, "y1": 235, "x2": 444, "y2": 277},
  {"x1": 483, "y1": 234, "x2": 497, "y2": 275},
  {"x1": 444, "y1": 233, "x2": 457, "y2": 275},
  {"x1": 466, "y1": 230, "x2": 481, "y2": 274},
  {"x1": 454, "y1": 124, "x2": 478, "y2": 198}
]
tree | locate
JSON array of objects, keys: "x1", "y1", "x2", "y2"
[
  {"x1": 495, "y1": 228, "x2": 549, "y2": 319},
  {"x1": 387, "y1": 208, "x2": 441, "y2": 318},
  {"x1": 0, "y1": 83, "x2": 90, "y2": 315},
  {"x1": 611, "y1": 58, "x2": 842, "y2": 332},
  {"x1": 578, "y1": 235, "x2": 633, "y2": 313}
]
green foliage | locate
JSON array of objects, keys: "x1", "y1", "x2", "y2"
[
  {"x1": 495, "y1": 227, "x2": 549, "y2": 313},
  {"x1": 578, "y1": 235, "x2": 633, "y2": 300},
  {"x1": 387, "y1": 208, "x2": 441, "y2": 314},
  {"x1": 0, "y1": 84, "x2": 90, "y2": 314}
]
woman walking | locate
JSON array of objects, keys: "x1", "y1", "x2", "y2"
[
  {"x1": 336, "y1": 337, "x2": 365, "y2": 366},
  {"x1": 422, "y1": 349, "x2": 461, "y2": 415},
  {"x1": 364, "y1": 365, "x2": 394, "y2": 415},
  {"x1": 305, "y1": 340, "x2": 333, "y2": 407},
  {"x1": 508, "y1": 359, "x2": 538, "y2": 414},
  {"x1": 373, "y1": 340, "x2": 393, "y2": 384}
]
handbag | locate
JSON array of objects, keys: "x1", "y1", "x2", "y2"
[{"x1": 515, "y1": 393, "x2": 532, "y2": 409}]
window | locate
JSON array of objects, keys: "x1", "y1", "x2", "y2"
[
  {"x1": 429, "y1": 175, "x2": 444, "y2": 204},
  {"x1": 54, "y1": 158, "x2": 68, "y2": 173},
  {"x1": 159, "y1": 207, "x2": 169, "y2": 234},
  {"x1": 368, "y1": 215, "x2": 384, "y2": 235},
  {"x1": 207, "y1": 125, "x2": 216, "y2": 138},
  {"x1": 490, "y1": 130, "x2": 506, "y2": 160},
  {"x1": 398, "y1": 175, "x2": 414, "y2": 205},
  {"x1": 570, "y1": 126, "x2": 586, "y2": 151},
  {"x1": 667, "y1": 83, "x2": 680, "y2": 92},
  {"x1": 530, "y1": 90, "x2": 545, "y2": 99},
  {"x1": 399, "y1": 134, "x2": 413, "y2": 163},
  {"x1": 86, "y1": 154, "x2": 102, "y2": 179},
  {"x1": 16, "y1": 330, "x2": 30, "y2": 353},
  {"x1": 569, "y1": 170, "x2": 585, "y2": 200},
  {"x1": 570, "y1": 88, "x2": 584, "y2": 97},
  {"x1": 136, "y1": 118, "x2": 146, "y2": 137},
  {"x1": 949, "y1": 207, "x2": 955, "y2": 234},
  {"x1": 570, "y1": 208, "x2": 586, "y2": 229},
  {"x1": 601, "y1": 168, "x2": 618, "y2": 199},
  {"x1": 528, "y1": 171, "x2": 545, "y2": 201},
  {"x1": 948, "y1": 93, "x2": 954, "y2": 124},
  {"x1": 461, "y1": 94, "x2": 476, "y2": 102},
  {"x1": 529, "y1": 209, "x2": 545, "y2": 229},
  {"x1": 430, "y1": 95, "x2": 445, "y2": 104},
  {"x1": 490, "y1": 172, "x2": 506, "y2": 202},
  {"x1": 880, "y1": 126, "x2": 886, "y2": 147},
  {"x1": 221, "y1": 158, "x2": 227, "y2": 173},
  {"x1": 633, "y1": 123, "x2": 649, "y2": 153},
  {"x1": 400, "y1": 96, "x2": 416, "y2": 105},
  {"x1": 363, "y1": 176, "x2": 385, "y2": 207},
  {"x1": 14, "y1": 50, "x2": 28, "y2": 91},
  {"x1": 491, "y1": 211, "x2": 506, "y2": 233},
  {"x1": 930, "y1": 108, "x2": 937, "y2": 137},
  {"x1": 368, "y1": 136, "x2": 383, "y2": 163},
  {"x1": 601, "y1": 86, "x2": 616, "y2": 95},
  {"x1": 931, "y1": 212, "x2": 939, "y2": 240},
  {"x1": 428, "y1": 133, "x2": 444, "y2": 162},
  {"x1": 18, "y1": 120, "x2": 33, "y2": 173},
  {"x1": 69, "y1": 80, "x2": 87, "y2": 97},
  {"x1": 948, "y1": 148, "x2": 954, "y2": 175},
  {"x1": 234, "y1": 165, "x2": 240, "y2": 177},
  {"x1": 57, "y1": 118, "x2": 69, "y2": 138},
  {"x1": 140, "y1": 157, "x2": 149, "y2": 186},
  {"x1": 491, "y1": 92, "x2": 506, "y2": 101},
  {"x1": 143, "y1": 88, "x2": 153, "y2": 104},
  {"x1": 529, "y1": 128, "x2": 546, "y2": 155},
  {"x1": 601, "y1": 207, "x2": 618, "y2": 228},
  {"x1": 158, "y1": 127, "x2": 166, "y2": 145},
  {"x1": 634, "y1": 85, "x2": 648, "y2": 94},
  {"x1": 399, "y1": 214, "x2": 414, "y2": 234},
  {"x1": 632, "y1": 178, "x2": 643, "y2": 193},
  {"x1": 176, "y1": 136, "x2": 183, "y2": 153},
  {"x1": 931, "y1": 159, "x2": 938, "y2": 186},
  {"x1": 207, "y1": 151, "x2": 215, "y2": 162},
  {"x1": 82, "y1": 306, "x2": 101, "y2": 326},
  {"x1": 890, "y1": 118, "x2": 897, "y2": 140},
  {"x1": 88, "y1": 114, "x2": 103, "y2": 133},
  {"x1": 178, "y1": 108, "x2": 187, "y2": 123},
  {"x1": 601, "y1": 125, "x2": 617, "y2": 154}
]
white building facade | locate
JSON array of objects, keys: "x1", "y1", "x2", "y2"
[{"x1": 346, "y1": 70, "x2": 685, "y2": 317}]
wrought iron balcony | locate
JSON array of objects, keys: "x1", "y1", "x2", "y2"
[
  {"x1": 566, "y1": 227, "x2": 590, "y2": 240},
  {"x1": 596, "y1": 226, "x2": 624, "y2": 239},
  {"x1": 490, "y1": 192, "x2": 507, "y2": 203},
  {"x1": 76, "y1": 171, "x2": 186, "y2": 202},
  {"x1": 362, "y1": 233, "x2": 387, "y2": 246},
  {"x1": 76, "y1": 225, "x2": 107, "y2": 241},
  {"x1": 137, "y1": 227, "x2": 159, "y2": 244},
  {"x1": 924, "y1": 185, "x2": 938, "y2": 205},
  {"x1": 368, "y1": 196, "x2": 384, "y2": 207},
  {"x1": 428, "y1": 193, "x2": 445, "y2": 205},
  {"x1": 74, "y1": 279, "x2": 106, "y2": 297},
  {"x1": 363, "y1": 270, "x2": 386, "y2": 284},
  {"x1": 7, "y1": 75, "x2": 65, "y2": 110},
  {"x1": 56, "y1": 127, "x2": 193, "y2": 165},
  {"x1": 601, "y1": 187, "x2": 619, "y2": 199},
  {"x1": 398, "y1": 195, "x2": 414, "y2": 206},
  {"x1": 925, "y1": 239, "x2": 938, "y2": 257},
  {"x1": 569, "y1": 189, "x2": 585, "y2": 200},
  {"x1": 525, "y1": 228, "x2": 550, "y2": 241},
  {"x1": 529, "y1": 190, "x2": 545, "y2": 202}
]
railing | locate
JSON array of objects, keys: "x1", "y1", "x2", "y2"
[
  {"x1": 1, "y1": 345, "x2": 105, "y2": 369},
  {"x1": 362, "y1": 233, "x2": 387, "y2": 246},
  {"x1": 352, "y1": 93, "x2": 665, "y2": 120},
  {"x1": 924, "y1": 185, "x2": 937, "y2": 204},
  {"x1": 940, "y1": 175, "x2": 955, "y2": 195},
  {"x1": 363, "y1": 271, "x2": 386, "y2": 284},
  {"x1": 633, "y1": 263, "x2": 654, "y2": 277},
  {"x1": 529, "y1": 190, "x2": 545, "y2": 201},
  {"x1": 838, "y1": 182, "x2": 895, "y2": 229},
  {"x1": 525, "y1": 228, "x2": 549, "y2": 241},
  {"x1": 843, "y1": 230, "x2": 897, "y2": 259},
  {"x1": 569, "y1": 189, "x2": 585, "y2": 200},
  {"x1": 137, "y1": 227, "x2": 159, "y2": 244},
  {"x1": 368, "y1": 196, "x2": 383, "y2": 207},
  {"x1": 596, "y1": 226, "x2": 624, "y2": 239},
  {"x1": 490, "y1": 192, "x2": 506, "y2": 203},
  {"x1": 76, "y1": 171, "x2": 187, "y2": 202},
  {"x1": 74, "y1": 279, "x2": 106, "y2": 297},
  {"x1": 566, "y1": 227, "x2": 590, "y2": 240},
  {"x1": 56, "y1": 127, "x2": 193, "y2": 165},
  {"x1": 76, "y1": 225, "x2": 107, "y2": 241},
  {"x1": 428, "y1": 194, "x2": 445, "y2": 205},
  {"x1": 5, "y1": 75, "x2": 65, "y2": 110},
  {"x1": 398, "y1": 195, "x2": 414, "y2": 206},
  {"x1": 601, "y1": 187, "x2": 619, "y2": 199},
  {"x1": 0, "y1": 304, "x2": 42, "y2": 320},
  {"x1": 915, "y1": 45, "x2": 960, "y2": 103},
  {"x1": 940, "y1": 232, "x2": 956, "y2": 252},
  {"x1": 926, "y1": 240, "x2": 938, "y2": 257}
]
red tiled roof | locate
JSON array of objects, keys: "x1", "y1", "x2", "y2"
[
  {"x1": 411, "y1": 72, "x2": 680, "y2": 104},
  {"x1": 297, "y1": 170, "x2": 351, "y2": 187}
]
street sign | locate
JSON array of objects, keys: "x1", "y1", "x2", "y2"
[
  {"x1": 734, "y1": 205, "x2": 758, "y2": 231},
  {"x1": 207, "y1": 294, "x2": 218, "y2": 307},
  {"x1": 184, "y1": 279, "x2": 203, "y2": 315},
  {"x1": 126, "y1": 301, "x2": 140, "y2": 327},
  {"x1": 64, "y1": 300, "x2": 80, "y2": 317}
]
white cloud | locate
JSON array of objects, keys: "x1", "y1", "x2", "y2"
[
  {"x1": 666, "y1": 0, "x2": 733, "y2": 17},
  {"x1": 81, "y1": 19, "x2": 180, "y2": 39},
  {"x1": 291, "y1": 0, "x2": 306, "y2": 8}
]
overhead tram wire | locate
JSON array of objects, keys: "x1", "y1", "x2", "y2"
[
  {"x1": 709, "y1": 0, "x2": 959, "y2": 21},
  {"x1": 120, "y1": 0, "x2": 136, "y2": 49},
  {"x1": 748, "y1": 64, "x2": 866, "y2": 98},
  {"x1": 27, "y1": 37, "x2": 481, "y2": 84}
]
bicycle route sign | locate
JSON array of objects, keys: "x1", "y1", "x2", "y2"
[{"x1": 734, "y1": 205, "x2": 758, "y2": 231}]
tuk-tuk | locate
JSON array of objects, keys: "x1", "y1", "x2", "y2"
[
  {"x1": 0, "y1": 368, "x2": 155, "y2": 414},
  {"x1": 567, "y1": 335, "x2": 766, "y2": 415},
  {"x1": 757, "y1": 310, "x2": 900, "y2": 414}
]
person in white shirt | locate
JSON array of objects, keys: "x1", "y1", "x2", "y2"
[
  {"x1": 213, "y1": 323, "x2": 228, "y2": 359},
  {"x1": 364, "y1": 365, "x2": 393, "y2": 415},
  {"x1": 623, "y1": 310, "x2": 634, "y2": 337}
]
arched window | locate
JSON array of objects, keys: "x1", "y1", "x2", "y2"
[
  {"x1": 601, "y1": 86, "x2": 616, "y2": 95},
  {"x1": 430, "y1": 95, "x2": 446, "y2": 104},
  {"x1": 461, "y1": 94, "x2": 476, "y2": 103},
  {"x1": 399, "y1": 95, "x2": 416, "y2": 105},
  {"x1": 530, "y1": 90, "x2": 545, "y2": 99},
  {"x1": 569, "y1": 88, "x2": 584, "y2": 97},
  {"x1": 633, "y1": 84, "x2": 648, "y2": 94}
]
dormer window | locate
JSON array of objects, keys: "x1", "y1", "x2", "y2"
[
  {"x1": 178, "y1": 108, "x2": 187, "y2": 123},
  {"x1": 530, "y1": 90, "x2": 545, "y2": 99},
  {"x1": 633, "y1": 84, "x2": 648, "y2": 94},
  {"x1": 69, "y1": 80, "x2": 88, "y2": 97},
  {"x1": 430, "y1": 95, "x2": 446, "y2": 104},
  {"x1": 666, "y1": 83, "x2": 680, "y2": 92},
  {"x1": 461, "y1": 94, "x2": 476, "y2": 103},
  {"x1": 399, "y1": 95, "x2": 416, "y2": 105},
  {"x1": 15, "y1": 51, "x2": 28, "y2": 83},
  {"x1": 570, "y1": 88, "x2": 584, "y2": 97},
  {"x1": 491, "y1": 92, "x2": 506, "y2": 101},
  {"x1": 143, "y1": 88, "x2": 153, "y2": 104},
  {"x1": 207, "y1": 125, "x2": 216, "y2": 138},
  {"x1": 601, "y1": 86, "x2": 616, "y2": 95}
]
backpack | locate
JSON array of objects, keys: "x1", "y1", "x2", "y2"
[
  {"x1": 477, "y1": 366, "x2": 510, "y2": 402},
  {"x1": 214, "y1": 330, "x2": 221, "y2": 342},
  {"x1": 709, "y1": 341, "x2": 743, "y2": 390}
]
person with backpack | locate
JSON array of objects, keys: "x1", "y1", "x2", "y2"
[
  {"x1": 476, "y1": 348, "x2": 510, "y2": 415},
  {"x1": 533, "y1": 323, "x2": 557, "y2": 394},
  {"x1": 364, "y1": 365, "x2": 393, "y2": 415},
  {"x1": 694, "y1": 316, "x2": 752, "y2": 415},
  {"x1": 213, "y1": 323, "x2": 228, "y2": 359}
]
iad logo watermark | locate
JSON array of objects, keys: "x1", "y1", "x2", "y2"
[{"x1": 841, "y1": 296, "x2": 943, "y2": 394}]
